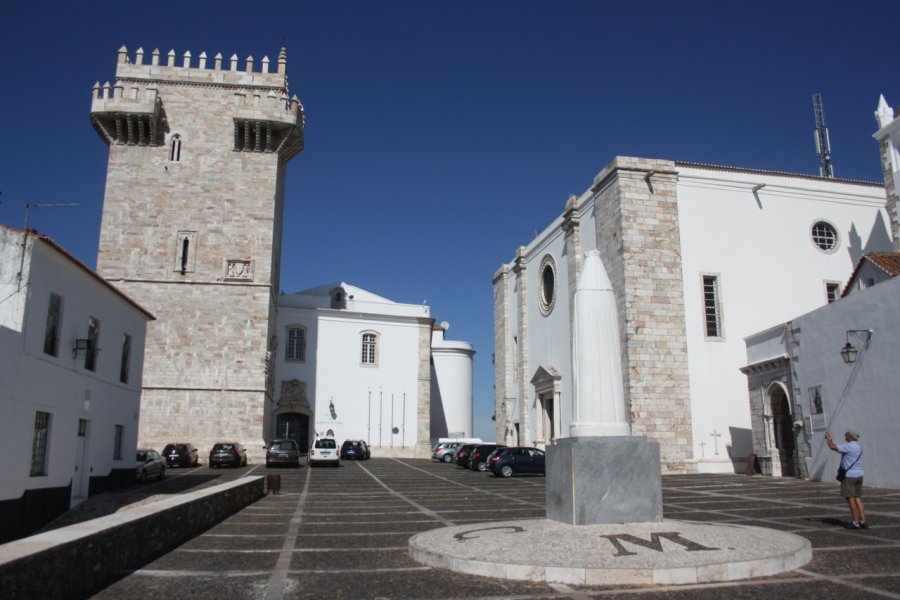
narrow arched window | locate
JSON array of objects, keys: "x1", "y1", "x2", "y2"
[
  {"x1": 180, "y1": 238, "x2": 189, "y2": 273},
  {"x1": 169, "y1": 134, "x2": 182, "y2": 162}
]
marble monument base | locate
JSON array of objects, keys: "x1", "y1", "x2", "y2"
[{"x1": 546, "y1": 436, "x2": 662, "y2": 525}]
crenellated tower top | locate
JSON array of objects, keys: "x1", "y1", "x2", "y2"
[{"x1": 90, "y1": 45, "x2": 304, "y2": 160}]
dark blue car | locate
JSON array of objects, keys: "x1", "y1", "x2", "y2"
[{"x1": 489, "y1": 447, "x2": 545, "y2": 477}]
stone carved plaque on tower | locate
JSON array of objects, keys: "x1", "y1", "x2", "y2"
[{"x1": 225, "y1": 259, "x2": 253, "y2": 281}]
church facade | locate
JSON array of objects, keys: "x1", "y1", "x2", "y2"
[
  {"x1": 494, "y1": 157, "x2": 892, "y2": 473},
  {"x1": 90, "y1": 46, "x2": 304, "y2": 454}
]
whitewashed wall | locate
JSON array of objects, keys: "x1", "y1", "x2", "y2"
[
  {"x1": 676, "y1": 167, "x2": 891, "y2": 471},
  {"x1": 0, "y1": 229, "x2": 150, "y2": 505}
]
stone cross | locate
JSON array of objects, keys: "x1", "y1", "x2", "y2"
[
  {"x1": 698, "y1": 441, "x2": 706, "y2": 458},
  {"x1": 711, "y1": 430, "x2": 722, "y2": 456}
]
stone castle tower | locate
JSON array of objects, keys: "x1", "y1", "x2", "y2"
[{"x1": 90, "y1": 46, "x2": 304, "y2": 453}]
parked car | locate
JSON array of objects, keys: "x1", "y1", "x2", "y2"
[
  {"x1": 266, "y1": 439, "x2": 301, "y2": 468},
  {"x1": 454, "y1": 444, "x2": 478, "y2": 468},
  {"x1": 135, "y1": 449, "x2": 166, "y2": 482},
  {"x1": 340, "y1": 439, "x2": 370, "y2": 460},
  {"x1": 209, "y1": 442, "x2": 248, "y2": 468},
  {"x1": 308, "y1": 437, "x2": 340, "y2": 467},
  {"x1": 469, "y1": 444, "x2": 507, "y2": 471},
  {"x1": 432, "y1": 442, "x2": 461, "y2": 463},
  {"x1": 162, "y1": 443, "x2": 199, "y2": 468},
  {"x1": 490, "y1": 447, "x2": 546, "y2": 477}
]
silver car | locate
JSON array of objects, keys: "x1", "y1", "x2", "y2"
[{"x1": 135, "y1": 449, "x2": 166, "y2": 482}]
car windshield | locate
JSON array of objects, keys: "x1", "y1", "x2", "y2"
[
  {"x1": 315, "y1": 439, "x2": 337, "y2": 449},
  {"x1": 273, "y1": 441, "x2": 297, "y2": 451},
  {"x1": 213, "y1": 444, "x2": 235, "y2": 451}
]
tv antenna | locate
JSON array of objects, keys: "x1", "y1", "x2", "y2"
[
  {"x1": 812, "y1": 92, "x2": 834, "y2": 178},
  {"x1": 17, "y1": 202, "x2": 85, "y2": 288},
  {"x1": 23, "y1": 202, "x2": 84, "y2": 232}
]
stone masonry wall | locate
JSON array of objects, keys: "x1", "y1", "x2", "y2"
[{"x1": 591, "y1": 157, "x2": 694, "y2": 473}]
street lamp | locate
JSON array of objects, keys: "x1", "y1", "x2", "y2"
[{"x1": 840, "y1": 330, "x2": 872, "y2": 365}]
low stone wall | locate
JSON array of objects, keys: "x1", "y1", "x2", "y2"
[{"x1": 0, "y1": 476, "x2": 264, "y2": 600}]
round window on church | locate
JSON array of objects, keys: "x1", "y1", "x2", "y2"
[
  {"x1": 811, "y1": 220, "x2": 839, "y2": 253},
  {"x1": 539, "y1": 255, "x2": 557, "y2": 315}
]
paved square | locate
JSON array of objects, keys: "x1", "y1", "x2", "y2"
[{"x1": 88, "y1": 459, "x2": 900, "y2": 599}]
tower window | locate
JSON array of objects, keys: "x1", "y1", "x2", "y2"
[
  {"x1": 361, "y1": 332, "x2": 379, "y2": 366},
  {"x1": 174, "y1": 231, "x2": 197, "y2": 273},
  {"x1": 169, "y1": 134, "x2": 182, "y2": 162},
  {"x1": 702, "y1": 275, "x2": 723, "y2": 339}
]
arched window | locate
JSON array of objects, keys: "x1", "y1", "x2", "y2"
[
  {"x1": 286, "y1": 326, "x2": 306, "y2": 362},
  {"x1": 169, "y1": 134, "x2": 182, "y2": 162},
  {"x1": 361, "y1": 332, "x2": 378, "y2": 366}
]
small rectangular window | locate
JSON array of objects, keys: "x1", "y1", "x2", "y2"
[
  {"x1": 43, "y1": 293, "x2": 63, "y2": 356},
  {"x1": 120, "y1": 334, "x2": 132, "y2": 383},
  {"x1": 113, "y1": 425, "x2": 123, "y2": 460},
  {"x1": 85, "y1": 317, "x2": 100, "y2": 371},
  {"x1": 286, "y1": 327, "x2": 306, "y2": 362},
  {"x1": 825, "y1": 282, "x2": 841, "y2": 304},
  {"x1": 702, "y1": 275, "x2": 723, "y2": 339},
  {"x1": 30, "y1": 411, "x2": 51, "y2": 476}
]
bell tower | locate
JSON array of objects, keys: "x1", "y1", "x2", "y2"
[{"x1": 91, "y1": 45, "x2": 304, "y2": 451}]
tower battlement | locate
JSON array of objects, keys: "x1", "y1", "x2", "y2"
[{"x1": 90, "y1": 45, "x2": 304, "y2": 152}]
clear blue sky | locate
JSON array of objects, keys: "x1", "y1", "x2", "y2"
[{"x1": 1, "y1": 1, "x2": 898, "y2": 441}]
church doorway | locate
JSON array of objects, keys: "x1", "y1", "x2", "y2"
[
  {"x1": 275, "y1": 412, "x2": 309, "y2": 453},
  {"x1": 769, "y1": 385, "x2": 795, "y2": 477},
  {"x1": 530, "y1": 365, "x2": 561, "y2": 450}
]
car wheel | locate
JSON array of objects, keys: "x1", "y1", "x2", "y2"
[
  {"x1": 501, "y1": 465, "x2": 514, "y2": 478},
  {"x1": 442, "y1": 454, "x2": 453, "y2": 463},
  {"x1": 266, "y1": 460, "x2": 271, "y2": 468},
  {"x1": 478, "y1": 461, "x2": 489, "y2": 472}
]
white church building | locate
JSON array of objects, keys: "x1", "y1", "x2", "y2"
[
  {"x1": 273, "y1": 282, "x2": 474, "y2": 456},
  {"x1": 494, "y1": 154, "x2": 893, "y2": 474}
]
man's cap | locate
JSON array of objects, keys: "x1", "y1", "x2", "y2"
[{"x1": 846, "y1": 429, "x2": 860, "y2": 440}]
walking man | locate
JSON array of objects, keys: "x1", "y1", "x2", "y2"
[{"x1": 825, "y1": 429, "x2": 867, "y2": 529}]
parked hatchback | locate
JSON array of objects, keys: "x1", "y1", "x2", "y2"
[
  {"x1": 490, "y1": 447, "x2": 546, "y2": 477},
  {"x1": 209, "y1": 442, "x2": 248, "y2": 468},
  {"x1": 308, "y1": 437, "x2": 340, "y2": 467},
  {"x1": 135, "y1": 449, "x2": 166, "y2": 482},
  {"x1": 266, "y1": 439, "x2": 301, "y2": 468},
  {"x1": 340, "y1": 439, "x2": 370, "y2": 460},
  {"x1": 162, "y1": 443, "x2": 199, "y2": 468},
  {"x1": 468, "y1": 444, "x2": 507, "y2": 471},
  {"x1": 432, "y1": 442, "x2": 461, "y2": 463}
]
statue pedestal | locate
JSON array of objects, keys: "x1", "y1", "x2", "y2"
[{"x1": 546, "y1": 436, "x2": 662, "y2": 525}]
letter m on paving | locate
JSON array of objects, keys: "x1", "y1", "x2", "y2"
[{"x1": 599, "y1": 532, "x2": 718, "y2": 557}]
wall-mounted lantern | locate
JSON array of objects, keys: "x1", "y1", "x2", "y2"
[{"x1": 840, "y1": 330, "x2": 872, "y2": 365}]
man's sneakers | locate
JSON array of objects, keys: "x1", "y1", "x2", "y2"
[{"x1": 849, "y1": 521, "x2": 870, "y2": 529}]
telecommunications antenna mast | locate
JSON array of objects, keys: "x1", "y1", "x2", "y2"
[{"x1": 813, "y1": 92, "x2": 834, "y2": 178}]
